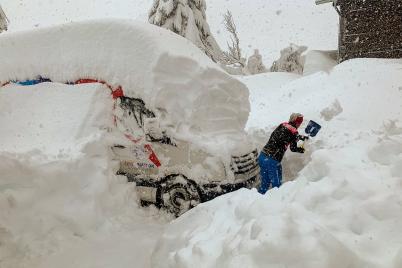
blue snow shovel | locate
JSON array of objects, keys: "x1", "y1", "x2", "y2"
[
  {"x1": 300, "y1": 120, "x2": 321, "y2": 149},
  {"x1": 305, "y1": 120, "x2": 321, "y2": 137}
]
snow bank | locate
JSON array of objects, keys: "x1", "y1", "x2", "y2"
[
  {"x1": 0, "y1": 20, "x2": 253, "y2": 267},
  {"x1": 0, "y1": 83, "x2": 112, "y2": 157},
  {"x1": 0, "y1": 19, "x2": 249, "y2": 140},
  {"x1": 244, "y1": 58, "x2": 402, "y2": 132},
  {"x1": 0, "y1": 83, "x2": 166, "y2": 268},
  {"x1": 151, "y1": 59, "x2": 402, "y2": 268}
]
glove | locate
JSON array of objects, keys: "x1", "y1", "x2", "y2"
[
  {"x1": 297, "y1": 135, "x2": 309, "y2": 141},
  {"x1": 299, "y1": 147, "x2": 305, "y2": 153}
]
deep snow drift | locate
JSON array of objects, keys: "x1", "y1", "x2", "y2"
[
  {"x1": 0, "y1": 82, "x2": 167, "y2": 268},
  {"x1": 152, "y1": 59, "x2": 402, "y2": 268},
  {"x1": 0, "y1": 19, "x2": 252, "y2": 159},
  {"x1": 1, "y1": 3, "x2": 402, "y2": 268},
  {"x1": 0, "y1": 83, "x2": 112, "y2": 157},
  {"x1": 0, "y1": 19, "x2": 249, "y2": 132},
  {"x1": 0, "y1": 19, "x2": 256, "y2": 268}
]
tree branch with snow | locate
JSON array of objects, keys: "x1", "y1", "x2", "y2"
[{"x1": 219, "y1": 10, "x2": 246, "y2": 68}]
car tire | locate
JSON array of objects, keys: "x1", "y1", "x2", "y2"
[{"x1": 160, "y1": 175, "x2": 201, "y2": 217}]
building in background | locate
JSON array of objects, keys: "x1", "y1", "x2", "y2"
[{"x1": 316, "y1": 0, "x2": 402, "y2": 62}]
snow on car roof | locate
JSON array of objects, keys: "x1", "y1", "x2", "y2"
[
  {"x1": 0, "y1": 19, "x2": 250, "y2": 145},
  {"x1": 0, "y1": 19, "x2": 215, "y2": 100}
]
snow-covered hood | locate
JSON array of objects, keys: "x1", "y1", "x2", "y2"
[{"x1": 0, "y1": 19, "x2": 250, "y2": 150}]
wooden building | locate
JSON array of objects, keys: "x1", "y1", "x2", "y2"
[{"x1": 316, "y1": 0, "x2": 402, "y2": 62}]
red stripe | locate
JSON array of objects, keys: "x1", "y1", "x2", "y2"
[
  {"x1": 124, "y1": 133, "x2": 142, "y2": 144},
  {"x1": 75, "y1": 78, "x2": 100, "y2": 84},
  {"x1": 75, "y1": 78, "x2": 114, "y2": 91},
  {"x1": 144, "y1": 144, "x2": 161, "y2": 167},
  {"x1": 282, "y1": 122, "x2": 298, "y2": 134}
]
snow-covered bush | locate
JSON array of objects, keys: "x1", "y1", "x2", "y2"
[
  {"x1": 149, "y1": 0, "x2": 222, "y2": 62},
  {"x1": 0, "y1": 5, "x2": 8, "y2": 33},
  {"x1": 246, "y1": 49, "x2": 267, "y2": 75},
  {"x1": 270, "y1": 43, "x2": 307, "y2": 74}
]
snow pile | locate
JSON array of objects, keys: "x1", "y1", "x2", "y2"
[
  {"x1": 151, "y1": 59, "x2": 402, "y2": 268},
  {"x1": 303, "y1": 50, "x2": 338, "y2": 76},
  {"x1": 0, "y1": 83, "x2": 112, "y2": 157},
  {"x1": 0, "y1": 19, "x2": 251, "y2": 156},
  {"x1": 320, "y1": 99, "x2": 343, "y2": 121},
  {"x1": 0, "y1": 83, "x2": 166, "y2": 268},
  {"x1": 0, "y1": 20, "x2": 254, "y2": 267}
]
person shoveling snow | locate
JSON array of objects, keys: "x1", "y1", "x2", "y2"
[{"x1": 258, "y1": 113, "x2": 309, "y2": 194}]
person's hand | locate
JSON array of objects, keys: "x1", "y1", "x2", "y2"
[{"x1": 298, "y1": 135, "x2": 309, "y2": 141}]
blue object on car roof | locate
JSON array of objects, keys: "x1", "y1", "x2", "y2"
[
  {"x1": 305, "y1": 120, "x2": 321, "y2": 137},
  {"x1": 14, "y1": 76, "x2": 52, "y2": 86}
]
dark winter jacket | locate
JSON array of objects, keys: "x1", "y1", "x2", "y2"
[{"x1": 261, "y1": 122, "x2": 306, "y2": 162}]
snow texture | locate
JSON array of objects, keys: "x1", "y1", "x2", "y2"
[
  {"x1": 1, "y1": 1, "x2": 401, "y2": 268},
  {"x1": 0, "y1": 83, "x2": 112, "y2": 157},
  {"x1": 0, "y1": 21, "x2": 255, "y2": 267},
  {"x1": 320, "y1": 99, "x2": 343, "y2": 121},
  {"x1": 0, "y1": 82, "x2": 168, "y2": 268}
]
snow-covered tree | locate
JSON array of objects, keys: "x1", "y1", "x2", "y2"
[
  {"x1": 0, "y1": 5, "x2": 9, "y2": 33},
  {"x1": 149, "y1": 0, "x2": 222, "y2": 62},
  {"x1": 270, "y1": 44, "x2": 307, "y2": 74},
  {"x1": 220, "y1": 10, "x2": 245, "y2": 68},
  {"x1": 246, "y1": 49, "x2": 267, "y2": 75}
]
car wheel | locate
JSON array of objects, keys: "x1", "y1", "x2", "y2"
[{"x1": 160, "y1": 175, "x2": 201, "y2": 217}]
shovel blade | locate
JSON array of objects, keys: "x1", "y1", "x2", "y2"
[{"x1": 305, "y1": 120, "x2": 321, "y2": 137}]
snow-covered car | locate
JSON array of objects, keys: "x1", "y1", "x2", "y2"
[{"x1": 0, "y1": 19, "x2": 260, "y2": 216}]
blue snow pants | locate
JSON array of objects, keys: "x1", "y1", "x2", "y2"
[{"x1": 258, "y1": 152, "x2": 282, "y2": 194}]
